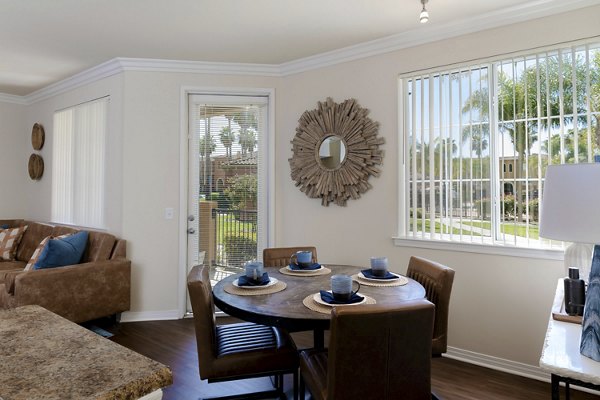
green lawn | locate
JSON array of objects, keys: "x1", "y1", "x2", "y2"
[
  {"x1": 460, "y1": 220, "x2": 539, "y2": 239},
  {"x1": 215, "y1": 213, "x2": 257, "y2": 242},
  {"x1": 410, "y1": 220, "x2": 481, "y2": 236}
]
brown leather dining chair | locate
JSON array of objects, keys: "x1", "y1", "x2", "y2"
[
  {"x1": 299, "y1": 299, "x2": 438, "y2": 400},
  {"x1": 187, "y1": 265, "x2": 299, "y2": 400},
  {"x1": 263, "y1": 246, "x2": 318, "y2": 268},
  {"x1": 406, "y1": 256, "x2": 455, "y2": 356}
]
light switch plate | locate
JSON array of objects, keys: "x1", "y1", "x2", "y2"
[{"x1": 165, "y1": 207, "x2": 174, "y2": 220}]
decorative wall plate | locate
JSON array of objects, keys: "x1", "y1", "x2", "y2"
[
  {"x1": 31, "y1": 123, "x2": 45, "y2": 150},
  {"x1": 28, "y1": 154, "x2": 44, "y2": 180},
  {"x1": 289, "y1": 97, "x2": 384, "y2": 206}
]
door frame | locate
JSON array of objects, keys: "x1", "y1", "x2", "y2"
[{"x1": 178, "y1": 86, "x2": 276, "y2": 318}]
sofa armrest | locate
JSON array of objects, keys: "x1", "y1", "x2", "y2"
[
  {"x1": 13, "y1": 259, "x2": 131, "y2": 323},
  {"x1": 4, "y1": 270, "x2": 24, "y2": 295}
]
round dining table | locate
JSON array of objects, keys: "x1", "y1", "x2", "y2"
[{"x1": 212, "y1": 264, "x2": 426, "y2": 348}]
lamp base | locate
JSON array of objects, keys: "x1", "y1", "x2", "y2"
[
  {"x1": 580, "y1": 244, "x2": 600, "y2": 360},
  {"x1": 565, "y1": 243, "x2": 593, "y2": 284}
]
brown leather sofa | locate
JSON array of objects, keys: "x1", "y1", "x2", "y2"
[{"x1": 0, "y1": 219, "x2": 130, "y2": 323}]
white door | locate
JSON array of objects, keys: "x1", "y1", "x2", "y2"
[{"x1": 186, "y1": 93, "x2": 271, "y2": 312}]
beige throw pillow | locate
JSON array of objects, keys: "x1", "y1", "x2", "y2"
[{"x1": 0, "y1": 225, "x2": 28, "y2": 261}]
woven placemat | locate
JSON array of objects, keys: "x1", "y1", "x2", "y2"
[
  {"x1": 279, "y1": 266, "x2": 331, "y2": 277},
  {"x1": 352, "y1": 274, "x2": 409, "y2": 287},
  {"x1": 224, "y1": 280, "x2": 287, "y2": 296},
  {"x1": 302, "y1": 293, "x2": 376, "y2": 314}
]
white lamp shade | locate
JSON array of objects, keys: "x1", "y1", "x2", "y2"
[{"x1": 539, "y1": 163, "x2": 600, "y2": 244}]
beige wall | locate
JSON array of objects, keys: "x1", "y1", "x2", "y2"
[
  {"x1": 22, "y1": 75, "x2": 125, "y2": 232},
  {"x1": 121, "y1": 71, "x2": 281, "y2": 314},
  {"x1": 0, "y1": 4, "x2": 598, "y2": 369},
  {"x1": 276, "y1": 6, "x2": 600, "y2": 366},
  {"x1": 0, "y1": 102, "x2": 27, "y2": 217}
]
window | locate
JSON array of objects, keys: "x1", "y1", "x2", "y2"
[
  {"x1": 52, "y1": 97, "x2": 108, "y2": 228},
  {"x1": 402, "y1": 41, "x2": 600, "y2": 250}
]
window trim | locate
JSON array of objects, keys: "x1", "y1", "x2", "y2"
[
  {"x1": 392, "y1": 236, "x2": 564, "y2": 260},
  {"x1": 396, "y1": 38, "x2": 600, "y2": 257}
]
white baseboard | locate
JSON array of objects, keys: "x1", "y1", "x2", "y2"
[
  {"x1": 445, "y1": 346, "x2": 548, "y2": 382},
  {"x1": 446, "y1": 346, "x2": 600, "y2": 396},
  {"x1": 120, "y1": 309, "x2": 181, "y2": 322}
]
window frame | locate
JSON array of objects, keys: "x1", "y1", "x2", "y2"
[{"x1": 395, "y1": 39, "x2": 600, "y2": 260}]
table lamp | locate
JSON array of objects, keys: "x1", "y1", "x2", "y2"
[{"x1": 539, "y1": 163, "x2": 600, "y2": 361}]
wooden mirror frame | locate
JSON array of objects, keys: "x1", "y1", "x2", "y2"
[{"x1": 289, "y1": 98, "x2": 384, "y2": 206}]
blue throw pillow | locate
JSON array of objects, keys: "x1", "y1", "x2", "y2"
[
  {"x1": 34, "y1": 231, "x2": 89, "y2": 270},
  {"x1": 0, "y1": 224, "x2": 9, "y2": 229}
]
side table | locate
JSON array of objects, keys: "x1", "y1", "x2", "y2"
[{"x1": 540, "y1": 279, "x2": 600, "y2": 399}]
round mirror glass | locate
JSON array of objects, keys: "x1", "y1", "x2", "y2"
[{"x1": 318, "y1": 135, "x2": 346, "y2": 170}]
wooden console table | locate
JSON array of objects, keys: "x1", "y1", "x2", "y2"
[
  {"x1": 540, "y1": 279, "x2": 600, "y2": 399},
  {"x1": 0, "y1": 305, "x2": 172, "y2": 400}
]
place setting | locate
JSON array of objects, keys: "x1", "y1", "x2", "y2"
[
  {"x1": 224, "y1": 261, "x2": 287, "y2": 296},
  {"x1": 279, "y1": 250, "x2": 331, "y2": 277},
  {"x1": 352, "y1": 256, "x2": 409, "y2": 287},
  {"x1": 303, "y1": 274, "x2": 376, "y2": 314}
]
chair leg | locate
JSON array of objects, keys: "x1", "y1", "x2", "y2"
[
  {"x1": 299, "y1": 374, "x2": 305, "y2": 400},
  {"x1": 293, "y1": 370, "x2": 299, "y2": 400}
]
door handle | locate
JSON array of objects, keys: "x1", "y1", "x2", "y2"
[
  {"x1": 187, "y1": 228, "x2": 196, "y2": 234},
  {"x1": 188, "y1": 214, "x2": 195, "y2": 222}
]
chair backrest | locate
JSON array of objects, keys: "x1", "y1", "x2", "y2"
[
  {"x1": 262, "y1": 246, "x2": 318, "y2": 268},
  {"x1": 406, "y1": 256, "x2": 455, "y2": 355},
  {"x1": 187, "y1": 265, "x2": 218, "y2": 378},
  {"x1": 326, "y1": 300, "x2": 435, "y2": 400}
]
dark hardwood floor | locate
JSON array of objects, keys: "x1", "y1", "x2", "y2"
[{"x1": 107, "y1": 318, "x2": 598, "y2": 400}]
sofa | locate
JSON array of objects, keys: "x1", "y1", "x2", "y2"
[{"x1": 0, "y1": 219, "x2": 130, "y2": 323}]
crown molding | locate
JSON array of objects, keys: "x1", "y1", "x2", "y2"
[
  {"x1": 0, "y1": 93, "x2": 27, "y2": 105},
  {"x1": 0, "y1": 0, "x2": 597, "y2": 104},
  {"x1": 279, "y1": 0, "x2": 600, "y2": 75},
  {"x1": 116, "y1": 57, "x2": 280, "y2": 76},
  {"x1": 16, "y1": 59, "x2": 123, "y2": 105}
]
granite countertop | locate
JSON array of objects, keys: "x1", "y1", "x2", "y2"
[{"x1": 0, "y1": 305, "x2": 172, "y2": 400}]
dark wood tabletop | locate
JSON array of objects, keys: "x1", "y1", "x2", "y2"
[{"x1": 212, "y1": 264, "x2": 426, "y2": 334}]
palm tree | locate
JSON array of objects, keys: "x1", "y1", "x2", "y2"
[
  {"x1": 199, "y1": 133, "x2": 216, "y2": 157},
  {"x1": 233, "y1": 110, "x2": 258, "y2": 156},
  {"x1": 239, "y1": 129, "x2": 257, "y2": 155},
  {"x1": 219, "y1": 126, "x2": 235, "y2": 158},
  {"x1": 199, "y1": 132, "x2": 216, "y2": 195}
]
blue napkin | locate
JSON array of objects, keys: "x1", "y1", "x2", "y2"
[
  {"x1": 289, "y1": 262, "x2": 321, "y2": 271},
  {"x1": 319, "y1": 290, "x2": 364, "y2": 305},
  {"x1": 0, "y1": 224, "x2": 8, "y2": 229},
  {"x1": 361, "y1": 269, "x2": 398, "y2": 280},
  {"x1": 237, "y1": 272, "x2": 271, "y2": 286}
]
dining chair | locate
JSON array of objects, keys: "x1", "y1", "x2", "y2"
[
  {"x1": 263, "y1": 246, "x2": 318, "y2": 268},
  {"x1": 187, "y1": 265, "x2": 299, "y2": 400},
  {"x1": 299, "y1": 300, "x2": 439, "y2": 400},
  {"x1": 406, "y1": 256, "x2": 456, "y2": 356}
]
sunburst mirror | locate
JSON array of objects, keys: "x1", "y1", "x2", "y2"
[{"x1": 289, "y1": 97, "x2": 384, "y2": 206}]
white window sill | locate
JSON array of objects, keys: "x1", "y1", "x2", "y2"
[{"x1": 393, "y1": 237, "x2": 564, "y2": 260}]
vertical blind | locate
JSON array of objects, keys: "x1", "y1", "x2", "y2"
[
  {"x1": 52, "y1": 97, "x2": 108, "y2": 228},
  {"x1": 189, "y1": 95, "x2": 268, "y2": 270},
  {"x1": 404, "y1": 41, "x2": 600, "y2": 249}
]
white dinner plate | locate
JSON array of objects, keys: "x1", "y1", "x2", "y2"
[
  {"x1": 357, "y1": 271, "x2": 402, "y2": 283},
  {"x1": 312, "y1": 291, "x2": 366, "y2": 307},
  {"x1": 233, "y1": 277, "x2": 278, "y2": 290},
  {"x1": 286, "y1": 265, "x2": 324, "y2": 273}
]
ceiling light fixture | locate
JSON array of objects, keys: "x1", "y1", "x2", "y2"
[{"x1": 419, "y1": 0, "x2": 429, "y2": 24}]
